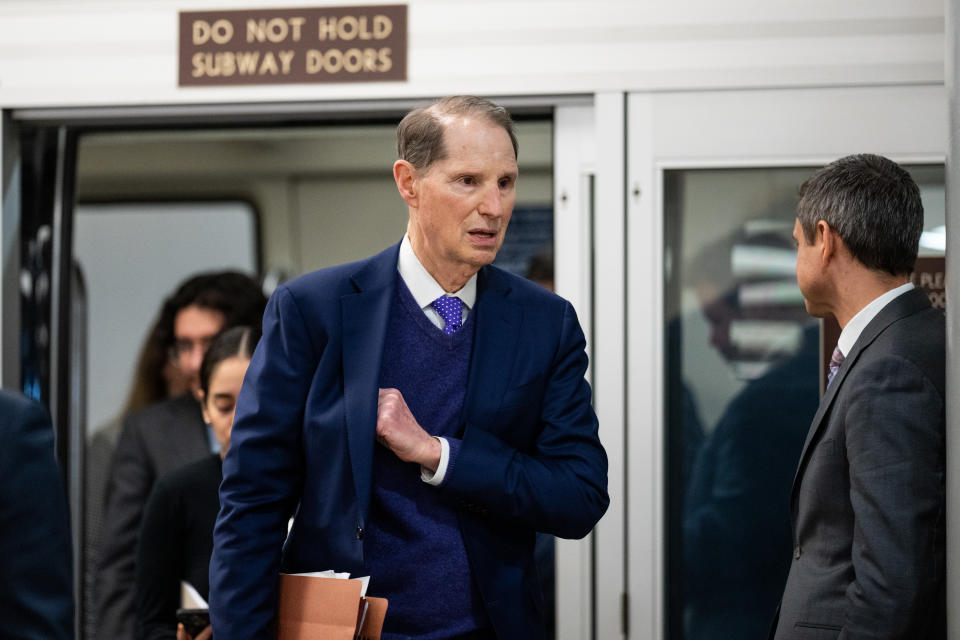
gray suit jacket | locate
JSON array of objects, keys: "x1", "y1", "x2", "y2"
[
  {"x1": 96, "y1": 394, "x2": 209, "y2": 639},
  {"x1": 773, "y1": 288, "x2": 946, "y2": 640}
]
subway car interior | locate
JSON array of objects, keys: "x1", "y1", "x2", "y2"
[{"x1": 1, "y1": 1, "x2": 958, "y2": 639}]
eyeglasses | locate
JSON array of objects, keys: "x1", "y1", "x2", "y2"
[{"x1": 168, "y1": 335, "x2": 216, "y2": 367}]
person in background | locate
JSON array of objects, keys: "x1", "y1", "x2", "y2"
[
  {"x1": 524, "y1": 248, "x2": 554, "y2": 292},
  {"x1": 0, "y1": 389, "x2": 73, "y2": 640},
  {"x1": 85, "y1": 311, "x2": 190, "y2": 639},
  {"x1": 98, "y1": 271, "x2": 266, "y2": 639},
  {"x1": 210, "y1": 95, "x2": 608, "y2": 640},
  {"x1": 683, "y1": 231, "x2": 817, "y2": 640},
  {"x1": 773, "y1": 154, "x2": 945, "y2": 639},
  {"x1": 135, "y1": 326, "x2": 258, "y2": 640}
]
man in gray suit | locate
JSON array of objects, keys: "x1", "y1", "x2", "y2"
[
  {"x1": 96, "y1": 271, "x2": 266, "y2": 639},
  {"x1": 772, "y1": 154, "x2": 945, "y2": 639}
]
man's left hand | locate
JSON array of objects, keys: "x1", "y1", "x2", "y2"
[{"x1": 377, "y1": 388, "x2": 442, "y2": 472}]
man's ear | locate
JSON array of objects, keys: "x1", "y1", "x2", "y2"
[
  {"x1": 818, "y1": 220, "x2": 838, "y2": 265},
  {"x1": 393, "y1": 160, "x2": 418, "y2": 207},
  {"x1": 195, "y1": 387, "x2": 207, "y2": 419}
]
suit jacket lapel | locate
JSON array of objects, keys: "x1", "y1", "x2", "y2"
[
  {"x1": 462, "y1": 267, "x2": 523, "y2": 430},
  {"x1": 791, "y1": 288, "x2": 932, "y2": 498},
  {"x1": 341, "y1": 244, "x2": 399, "y2": 520}
]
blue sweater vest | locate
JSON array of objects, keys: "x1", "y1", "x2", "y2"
[{"x1": 365, "y1": 279, "x2": 489, "y2": 639}]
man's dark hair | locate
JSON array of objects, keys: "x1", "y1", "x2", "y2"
[
  {"x1": 155, "y1": 271, "x2": 267, "y2": 352},
  {"x1": 396, "y1": 95, "x2": 518, "y2": 171},
  {"x1": 796, "y1": 154, "x2": 923, "y2": 276}
]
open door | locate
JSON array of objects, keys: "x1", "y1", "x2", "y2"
[
  {"x1": 626, "y1": 84, "x2": 946, "y2": 640},
  {"x1": 19, "y1": 122, "x2": 84, "y2": 636}
]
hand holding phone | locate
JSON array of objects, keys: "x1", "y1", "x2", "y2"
[{"x1": 176, "y1": 608, "x2": 211, "y2": 638}]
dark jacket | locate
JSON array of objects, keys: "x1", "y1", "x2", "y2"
[
  {"x1": 773, "y1": 289, "x2": 946, "y2": 639},
  {"x1": 97, "y1": 394, "x2": 209, "y2": 638},
  {"x1": 0, "y1": 390, "x2": 73, "y2": 640},
  {"x1": 210, "y1": 243, "x2": 610, "y2": 640}
]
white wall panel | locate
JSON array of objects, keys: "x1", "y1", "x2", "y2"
[
  {"x1": 0, "y1": 0, "x2": 945, "y2": 108},
  {"x1": 593, "y1": 90, "x2": 627, "y2": 640},
  {"x1": 553, "y1": 101, "x2": 596, "y2": 640}
]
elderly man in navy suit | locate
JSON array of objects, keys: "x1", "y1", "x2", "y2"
[
  {"x1": 0, "y1": 390, "x2": 73, "y2": 640},
  {"x1": 772, "y1": 154, "x2": 946, "y2": 639},
  {"x1": 210, "y1": 96, "x2": 609, "y2": 640}
]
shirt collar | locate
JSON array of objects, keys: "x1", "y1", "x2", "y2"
[
  {"x1": 397, "y1": 234, "x2": 477, "y2": 310},
  {"x1": 837, "y1": 281, "x2": 914, "y2": 356}
]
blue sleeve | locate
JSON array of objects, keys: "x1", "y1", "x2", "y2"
[
  {"x1": 440, "y1": 301, "x2": 609, "y2": 539},
  {"x1": 209, "y1": 286, "x2": 316, "y2": 640},
  {"x1": 0, "y1": 393, "x2": 74, "y2": 640}
]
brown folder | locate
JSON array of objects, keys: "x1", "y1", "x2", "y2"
[{"x1": 277, "y1": 574, "x2": 388, "y2": 640}]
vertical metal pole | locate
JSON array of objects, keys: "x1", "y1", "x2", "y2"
[
  {"x1": 946, "y1": 0, "x2": 960, "y2": 637},
  {"x1": 48, "y1": 124, "x2": 82, "y2": 639},
  {"x1": 0, "y1": 112, "x2": 22, "y2": 388}
]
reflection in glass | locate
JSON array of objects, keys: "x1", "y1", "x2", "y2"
[{"x1": 664, "y1": 164, "x2": 944, "y2": 640}]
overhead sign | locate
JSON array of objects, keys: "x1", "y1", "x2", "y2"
[{"x1": 179, "y1": 5, "x2": 407, "y2": 86}]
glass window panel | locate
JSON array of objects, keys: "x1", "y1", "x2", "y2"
[{"x1": 664, "y1": 163, "x2": 944, "y2": 640}]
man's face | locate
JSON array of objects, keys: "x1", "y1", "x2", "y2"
[
  {"x1": 696, "y1": 283, "x2": 740, "y2": 363},
  {"x1": 171, "y1": 304, "x2": 225, "y2": 396},
  {"x1": 407, "y1": 115, "x2": 518, "y2": 281},
  {"x1": 793, "y1": 218, "x2": 828, "y2": 317}
]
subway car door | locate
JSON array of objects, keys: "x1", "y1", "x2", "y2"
[
  {"x1": 17, "y1": 123, "x2": 85, "y2": 639},
  {"x1": 11, "y1": 99, "x2": 611, "y2": 640},
  {"x1": 623, "y1": 84, "x2": 946, "y2": 640}
]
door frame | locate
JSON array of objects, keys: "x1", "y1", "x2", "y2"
[
  {"x1": 625, "y1": 83, "x2": 947, "y2": 639},
  {"x1": 1, "y1": 93, "x2": 625, "y2": 640}
]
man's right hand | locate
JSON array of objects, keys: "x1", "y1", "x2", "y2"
[
  {"x1": 376, "y1": 388, "x2": 442, "y2": 472},
  {"x1": 177, "y1": 622, "x2": 212, "y2": 640}
]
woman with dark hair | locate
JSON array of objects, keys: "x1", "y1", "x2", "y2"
[
  {"x1": 85, "y1": 310, "x2": 189, "y2": 639},
  {"x1": 134, "y1": 326, "x2": 258, "y2": 640}
]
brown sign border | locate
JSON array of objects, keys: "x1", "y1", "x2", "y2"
[{"x1": 179, "y1": 5, "x2": 407, "y2": 87}]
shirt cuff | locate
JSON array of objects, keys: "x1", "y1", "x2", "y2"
[{"x1": 420, "y1": 436, "x2": 450, "y2": 486}]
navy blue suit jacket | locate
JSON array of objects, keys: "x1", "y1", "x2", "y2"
[
  {"x1": 0, "y1": 390, "x2": 73, "y2": 640},
  {"x1": 210, "y1": 243, "x2": 609, "y2": 640}
]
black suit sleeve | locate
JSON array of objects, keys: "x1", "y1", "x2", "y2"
[
  {"x1": 97, "y1": 414, "x2": 154, "y2": 638},
  {"x1": 841, "y1": 354, "x2": 945, "y2": 637},
  {"x1": 135, "y1": 478, "x2": 182, "y2": 640},
  {"x1": 0, "y1": 393, "x2": 73, "y2": 640}
]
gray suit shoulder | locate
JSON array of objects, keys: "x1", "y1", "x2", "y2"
[
  {"x1": 873, "y1": 299, "x2": 945, "y2": 394},
  {"x1": 123, "y1": 394, "x2": 202, "y2": 432},
  {"x1": 118, "y1": 395, "x2": 207, "y2": 475}
]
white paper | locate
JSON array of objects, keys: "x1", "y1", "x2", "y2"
[
  {"x1": 286, "y1": 570, "x2": 371, "y2": 597},
  {"x1": 180, "y1": 581, "x2": 208, "y2": 609}
]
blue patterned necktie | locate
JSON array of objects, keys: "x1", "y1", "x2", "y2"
[
  {"x1": 827, "y1": 345, "x2": 845, "y2": 388},
  {"x1": 431, "y1": 295, "x2": 463, "y2": 335}
]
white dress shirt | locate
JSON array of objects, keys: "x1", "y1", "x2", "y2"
[
  {"x1": 396, "y1": 234, "x2": 477, "y2": 485},
  {"x1": 836, "y1": 282, "x2": 915, "y2": 357},
  {"x1": 398, "y1": 234, "x2": 476, "y2": 328}
]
